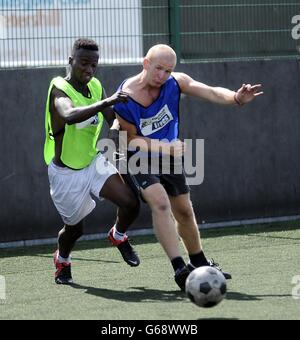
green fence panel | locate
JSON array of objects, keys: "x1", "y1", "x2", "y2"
[{"x1": 180, "y1": 0, "x2": 300, "y2": 61}]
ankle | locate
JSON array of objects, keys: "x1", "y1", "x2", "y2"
[
  {"x1": 171, "y1": 257, "x2": 186, "y2": 272},
  {"x1": 189, "y1": 251, "x2": 208, "y2": 267},
  {"x1": 112, "y1": 226, "x2": 127, "y2": 242},
  {"x1": 58, "y1": 254, "x2": 71, "y2": 264}
]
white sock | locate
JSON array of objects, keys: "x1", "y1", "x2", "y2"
[
  {"x1": 58, "y1": 254, "x2": 71, "y2": 264},
  {"x1": 113, "y1": 226, "x2": 127, "y2": 241}
]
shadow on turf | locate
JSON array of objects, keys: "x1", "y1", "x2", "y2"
[
  {"x1": 201, "y1": 222, "x2": 300, "y2": 240},
  {"x1": 197, "y1": 318, "x2": 239, "y2": 321},
  {"x1": 69, "y1": 284, "x2": 186, "y2": 302},
  {"x1": 226, "y1": 291, "x2": 292, "y2": 301},
  {"x1": 0, "y1": 238, "x2": 144, "y2": 259},
  {"x1": 35, "y1": 254, "x2": 120, "y2": 264},
  {"x1": 246, "y1": 233, "x2": 300, "y2": 241}
]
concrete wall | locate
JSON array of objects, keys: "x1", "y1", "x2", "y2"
[{"x1": 1, "y1": 59, "x2": 300, "y2": 243}]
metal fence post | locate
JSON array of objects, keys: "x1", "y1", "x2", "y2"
[{"x1": 169, "y1": 0, "x2": 181, "y2": 60}]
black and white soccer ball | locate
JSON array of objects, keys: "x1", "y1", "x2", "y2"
[{"x1": 185, "y1": 266, "x2": 227, "y2": 308}]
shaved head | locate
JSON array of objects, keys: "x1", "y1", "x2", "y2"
[
  {"x1": 146, "y1": 44, "x2": 177, "y2": 66},
  {"x1": 141, "y1": 44, "x2": 177, "y2": 88}
]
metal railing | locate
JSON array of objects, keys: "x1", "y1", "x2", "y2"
[
  {"x1": 179, "y1": 0, "x2": 300, "y2": 62},
  {"x1": 1, "y1": 0, "x2": 300, "y2": 68}
]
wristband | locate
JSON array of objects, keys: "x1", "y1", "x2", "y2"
[{"x1": 234, "y1": 93, "x2": 244, "y2": 106}]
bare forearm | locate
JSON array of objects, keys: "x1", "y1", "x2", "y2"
[
  {"x1": 59, "y1": 91, "x2": 129, "y2": 125},
  {"x1": 64, "y1": 99, "x2": 111, "y2": 125},
  {"x1": 210, "y1": 87, "x2": 236, "y2": 105}
]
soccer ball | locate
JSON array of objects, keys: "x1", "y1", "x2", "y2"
[{"x1": 185, "y1": 266, "x2": 227, "y2": 308}]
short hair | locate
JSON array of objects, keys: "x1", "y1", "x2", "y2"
[
  {"x1": 146, "y1": 44, "x2": 177, "y2": 65},
  {"x1": 72, "y1": 38, "x2": 99, "y2": 55}
]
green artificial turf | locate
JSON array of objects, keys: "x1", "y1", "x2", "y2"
[{"x1": 1, "y1": 222, "x2": 300, "y2": 320}]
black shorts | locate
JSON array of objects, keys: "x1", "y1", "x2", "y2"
[
  {"x1": 129, "y1": 172, "x2": 190, "y2": 197},
  {"x1": 122, "y1": 154, "x2": 190, "y2": 198}
]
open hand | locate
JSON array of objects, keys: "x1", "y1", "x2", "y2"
[{"x1": 235, "y1": 84, "x2": 263, "y2": 105}]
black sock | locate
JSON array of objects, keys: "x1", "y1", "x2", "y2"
[
  {"x1": 189, "y1": 251, "x2": 209, "y2": 267},
  {"x1": 171, "y1": 257, "x2": 186, "y2": 272}
]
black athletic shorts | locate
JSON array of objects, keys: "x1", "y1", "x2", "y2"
[{"x1": 122, "y1": 154, "x2": 190, "y2": 198}]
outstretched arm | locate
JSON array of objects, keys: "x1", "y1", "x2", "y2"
[
  {"x1": 173, "y1": 72, "x2": 263, "y2": 106},
  {"x1": 53, "y1": 88, "x2": 129, "y2": 125}
]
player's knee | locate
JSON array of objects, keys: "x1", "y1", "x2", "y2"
[
  {"x1": 151, "y1": 197, "x2": 171, "y2": 214},
  {"x1": 176, "y1": 208, "x2": 195, "y2": 224}
]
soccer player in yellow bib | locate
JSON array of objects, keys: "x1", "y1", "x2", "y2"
[{"x1": 44, "y1": 39, "x2": 140, "y2": 284}]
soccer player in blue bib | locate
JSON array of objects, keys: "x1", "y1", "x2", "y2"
[{"x1": 114, "y1": 44, "x2": 263, "y2": 291}]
